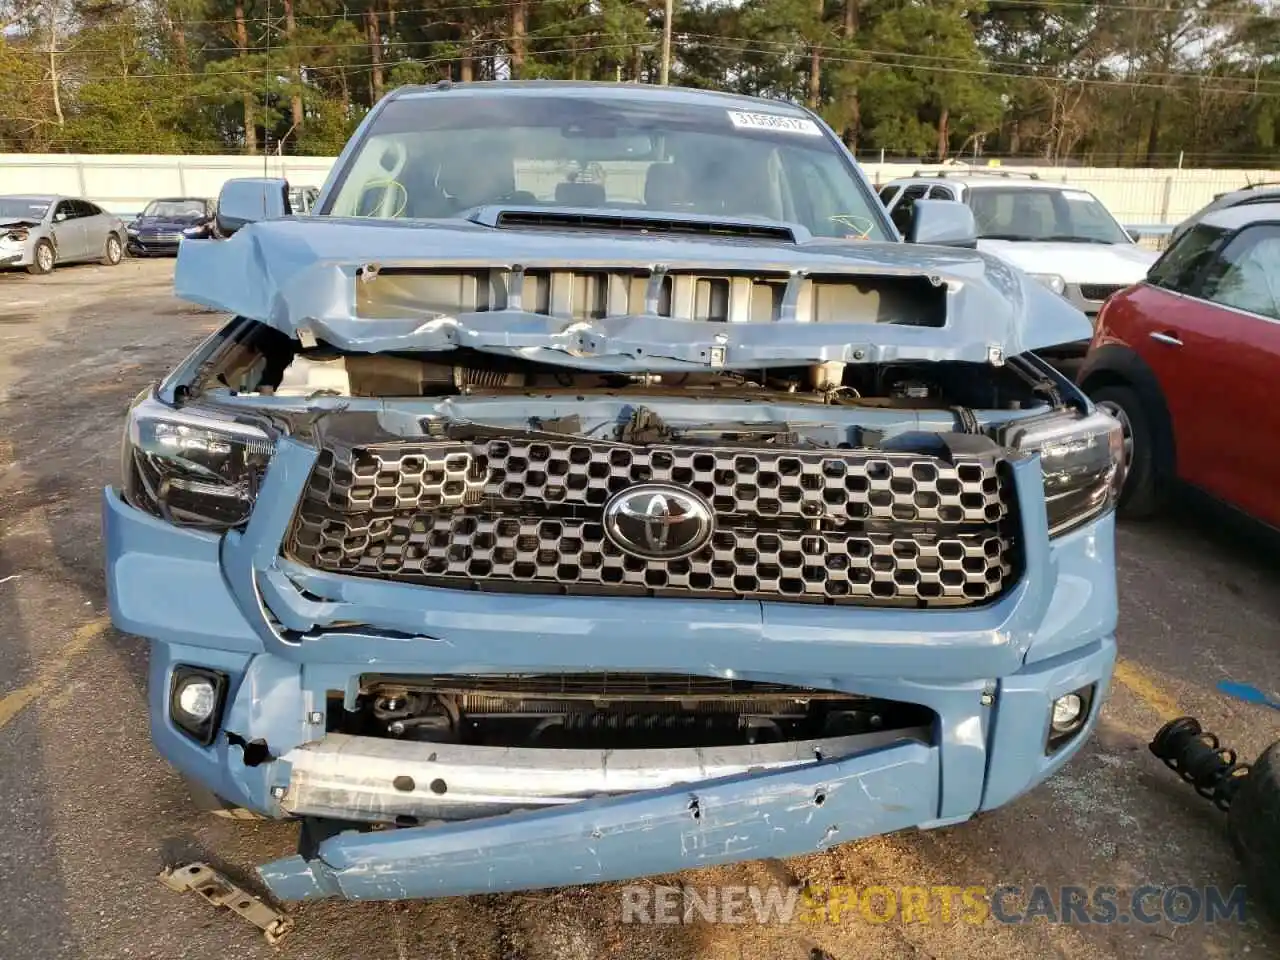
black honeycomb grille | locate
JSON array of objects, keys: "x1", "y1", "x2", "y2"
[{"x1": 284, "y1": 439, "x2": 1019, "y2": 607}]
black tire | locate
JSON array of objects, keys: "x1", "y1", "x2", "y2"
[
  {"x1": 102, "y1": 233, "x2": 123, "y2": 266},
  {"x1": 27, "y1": 239, "x2": 54, "y2": 275},
  {"x1": 1089, "y1": 383, "x2": 1168, "y2": 519},
  {"x1": 1228, "y1": 741, "x2": 1280, "y2": 922}
]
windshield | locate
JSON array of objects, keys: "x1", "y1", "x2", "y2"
[
  {"x1": 969, "y1": 187, "x2": 1130, "y2": 244},
  {"x1": 0, "y1": 198, "x2": 50, "y2": 221},
  {"x1": 322, "y1": 94, "x2": 890, "y2": 241},
  {"x1": 143, "y1": 199, "x2": 207, "y2": 218}
]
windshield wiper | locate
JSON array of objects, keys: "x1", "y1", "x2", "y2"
[
  {"x1": 1041, "y1": 235, "x2": 1116, "y2": 244},
  {"x1": 977, "y1": 233, "x2": 1036, "y2": 241}
]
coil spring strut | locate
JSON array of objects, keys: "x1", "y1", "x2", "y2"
[{"x1": 1149, "y1": 716, "x2": 1251, "y2": 812}]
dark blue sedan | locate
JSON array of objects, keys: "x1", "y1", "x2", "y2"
[{"x1": 126, "y1": 197, "x2": 214, "y2": 256}]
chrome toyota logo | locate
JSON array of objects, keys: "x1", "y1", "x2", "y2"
[{"x1": 603, "y1": 484, "x2": 714, "y2": 560}]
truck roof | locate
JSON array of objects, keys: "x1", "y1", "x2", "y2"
[{"x1": 389, "y1": 80, "x2": 815, "y2": 118}]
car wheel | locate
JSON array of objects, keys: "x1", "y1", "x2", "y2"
[
  {"x1": 27, "y1": 239, "x2": 55, "y2": 275},
  {"x1": 1228, "y1": 740, "x2": 1280, "y2": 922},
  {"x1": 1090, "y1": 383, "x2": 1168, "y2": 518},
  {"x1": 102, "y1": 233, "x2": 123, "y2": 265}
]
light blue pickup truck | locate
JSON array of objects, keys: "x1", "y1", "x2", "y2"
[{"x1": 104, "y1": 80, "x2": 1119, "y2": 902}]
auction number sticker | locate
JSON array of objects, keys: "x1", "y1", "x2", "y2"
[
  {"x1": 1062, "y1": 190, "x2": 1095, "y2": 201},
  {"x1": 728, "y1": 110, "x2": 823, "y2": 136}
]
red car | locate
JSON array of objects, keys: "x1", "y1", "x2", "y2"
[{"x1": 1078, "y1": 202, "x2": 1280, "y2": 527}]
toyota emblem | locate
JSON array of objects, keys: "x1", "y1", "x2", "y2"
[{"x1": 602, "y1": 484, "x2": 714, "y2": 560}]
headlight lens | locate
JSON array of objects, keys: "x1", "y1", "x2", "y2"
[
  {"x1": 182, "y1": 225, "x2": 204, "y2": 237},
  {"x1": 5, "y1": 228, "x2": 29, "y2": 242},
  {"x1": 1010, "y1": 409, "x2": 1123, "y2": 537},
  {"x1": 122, "y1": 392, "x2": 274, "y2": 529},
  {"x1": 1028, "y1": 273, "x2": 1067, "y2": 296}
]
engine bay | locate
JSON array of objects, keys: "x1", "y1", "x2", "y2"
[{"x1": 191, "y1": 318, "x2": 1065, "y2": 413}]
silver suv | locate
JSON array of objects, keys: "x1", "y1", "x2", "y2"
[{"x1": 881, "y1": 171, "x2": 1157, "y2": 353}]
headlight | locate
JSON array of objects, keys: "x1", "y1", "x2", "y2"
[
  {"x1": 182, "y1": 225, "x2": 205, "y2": 237},
  {"x1": 126, "y1": 227, "x2": 138, "y2": 236},
  {"x1": 1009, "y1": 409, "x2": 1123, "y2": 537},
  {"x1": 4, "y1": 229, "x2": 29, "y2": 242},
  {"x1": 1028, "y1": 273, "x2": 1067, "y2": 296},
  {"x1": 122, "y1": 392, "x2": 275, "y2": 529}
]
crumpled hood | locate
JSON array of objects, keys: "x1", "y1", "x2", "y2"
[
  {"x1": 977, "y1": 239, "x2": 1159, "y2": 285},
  {"x1": 174, "y1": 215, "x2": 1091, "y2": 369}
]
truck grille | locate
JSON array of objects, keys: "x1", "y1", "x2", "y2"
[{"x1": 284, "y1": 439, "x2": 1018, "y2": 607}]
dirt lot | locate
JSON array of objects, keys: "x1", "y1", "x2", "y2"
[{"x1": 1, "y1": 258, "x2": 1278, "y2": 960}]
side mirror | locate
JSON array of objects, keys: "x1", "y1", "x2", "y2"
[
  {"x1": 906, "y1": 199, "x2": 978, "y2": 249},
  {"x1": 214, "y1": 178, "x2": 292, "y2": 237}
]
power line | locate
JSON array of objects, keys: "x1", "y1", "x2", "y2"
[
  {"x1": 687, "y1": 31, "x2": 1280, "y2": 90},
  {"x1": 2, "y1": 37, "x2": 654, "y2": 87},
  {"x1": 986, "y1": 0, "x2": 1277, "y2": 21},
  {"x1": 40, "y1": 13, "x2": 648, "y2": 59},
  {"x1": 690, "y1": 36, "x2": 1280, "y2": 96},
  {"x1": 39, "y1": 0, "x2": 608, "y2": 34},
  {"x1": 22, "y1": 26, "x2": 1279, "y2": 91}
]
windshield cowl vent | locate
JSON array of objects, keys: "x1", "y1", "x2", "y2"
[{"x1": 489, "y1": 208, "x2": 803, "y2": 244}]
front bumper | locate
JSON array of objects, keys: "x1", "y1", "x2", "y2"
[
  {"x1": 104, "y1": 440, "x2": 1118, "y2": 901},
  {"x1": 127, "y1": 238, "x2": 181, "y2": 256}
]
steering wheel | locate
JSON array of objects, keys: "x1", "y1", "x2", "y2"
[
  {"x1": 829, "y1": 214, "x2": 876, "y2": 239},
  {"x1": 355, "y1": 140, "x2": 410, "y2": 219}
]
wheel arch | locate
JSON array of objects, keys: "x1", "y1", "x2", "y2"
[{"x1": 1078, "y1": 343, "x2": 1178, "y2": 481}]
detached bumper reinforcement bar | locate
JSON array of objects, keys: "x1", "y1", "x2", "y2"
[
  {"x1": 260, "y1": 736, "x2": 940, "y2": 901},
  {"x1": 278, "y1": 727, "x2": 931, "y2": 822}
]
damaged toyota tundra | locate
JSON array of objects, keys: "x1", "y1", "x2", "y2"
[{"x1": 103, "y1": 82, "x2": 1120, "y2": 902}]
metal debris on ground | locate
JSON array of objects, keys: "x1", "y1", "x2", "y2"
[{"x1": 158, "y1": 862, "x2": 293, "y2": 944}]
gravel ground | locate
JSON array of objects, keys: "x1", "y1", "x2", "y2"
[{"x1": 1, "y1": 258, "x2": 1277, "y2": 960}]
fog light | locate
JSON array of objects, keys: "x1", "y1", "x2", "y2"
[
  {"x1": 169, "y1": 666, "x2": 228, "y2": 745},
  {"x1": 176, "y1": 678, "x2": 217, "y2": 722},
  {"x1": 1046, "y1": 684, "x2": 1095, "y2": 754},
  {"x1": 1051, "y1": 693, "x2": 1084, "y2": 731}
]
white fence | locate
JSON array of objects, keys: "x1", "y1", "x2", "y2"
[
  {"x1": 0, "y1": 155, "x2": 335, "y2": 215},
  {"x1": 1, "y1": 153, "x2": 1274, "y2": 225}
]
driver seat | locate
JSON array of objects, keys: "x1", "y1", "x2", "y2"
[{"x1": 437, "y1": 147, "x2": 537, "y2": 211}]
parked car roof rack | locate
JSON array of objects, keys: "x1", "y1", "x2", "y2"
[{"x1": 911, "y1": 168, "x2": 1041, "y2": 181}]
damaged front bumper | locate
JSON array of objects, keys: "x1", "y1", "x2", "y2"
[
  {"x1": 104, "y1": 433, "x2": 1117, "y2": 901},
  {"x1": 0, "y1": 244, "x2": 27, "y2": 267}
]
